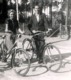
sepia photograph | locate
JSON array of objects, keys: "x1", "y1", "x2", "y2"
[{"x1": 0, "y1": 0, "x2": 71, "y2": 80}]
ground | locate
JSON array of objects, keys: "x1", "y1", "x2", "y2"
[{"x1": 0, "y1": 33, "x2": 71, "y2": 80}]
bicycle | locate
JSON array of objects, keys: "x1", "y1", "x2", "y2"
[
  {"x1": 22, "y1": 31, "x2": 62, "y2": 72},
  {"x1": 0, "y1": 32, "x2": 30, "y2": 76}
]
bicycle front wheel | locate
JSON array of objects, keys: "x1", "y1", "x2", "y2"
[
  {"x1": 14, "y1": 49, "x2": 30, "y2": 76},
  {"x1": 43, "y1": 44, "x2": 62, "y2": 72}
]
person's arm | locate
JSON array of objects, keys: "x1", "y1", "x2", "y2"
[
  {"x1": 5, "y1": 23, "x2": 12, "y2": 33},
  {"x1": 18, "y1": 28, "x2": 25, "y2": 34},
  {"x1": 5, "y1": 19, "x2": 12, "y2": 33},
  {"x1": 44, "y1": 15, "x2": 48, "y2": 30},
  {"x1": 5, "y1": 23, "x2": 8, "y2": 32},
  {"x1": 5, "y1": 19, "x2": 9, "y2": 32},
  {"x1": 27, "y1": 16, "x2": 33, "y2": 34}
]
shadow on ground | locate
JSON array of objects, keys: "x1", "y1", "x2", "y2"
[
  {"x1": 0, "y1": 52, "x2": 71, "y2": 77},
  {"x1": 56, "y1": 52, "x2": 71, "y2": 73}
]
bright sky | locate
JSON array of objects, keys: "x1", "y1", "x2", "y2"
[
  {"x1": 11, "y1": 0, "x2": 22, "y2": 4},
  {"x1": 11, "y1": 0, "x2": 62, "y2": 12},
  {"x1": 11, "y1": 0, "x2": 63, "y2": 4},
  {"x1": 53, "y1": 0, "x2": 63, "y2": 2}
]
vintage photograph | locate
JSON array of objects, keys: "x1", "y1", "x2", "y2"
[{"x1": 0, "y1": 0, "x2": 71, "y2": 80}]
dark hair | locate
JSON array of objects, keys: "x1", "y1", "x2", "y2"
[{"x1": 34, "y1": 5, "x2": 42, "y2": 14}]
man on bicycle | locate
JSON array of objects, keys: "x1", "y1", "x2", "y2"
[{"x1": 28, "y1": 5, "x2": 48, "y2": 63}]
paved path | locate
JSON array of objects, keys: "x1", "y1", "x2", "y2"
[{"x1": 0, "y1": 33, "x2": 71, "y2": 80}]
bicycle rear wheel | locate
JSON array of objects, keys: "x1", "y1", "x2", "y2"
[
  {"x1": 22, "y1": 38, "x2": 35, "y2": 59},
  {"x1": 14, "y1": 49, "x2": 30, "y2": 76},
  {"x1": 43, "y1": 44, "x2": 62, "y2": 72}
]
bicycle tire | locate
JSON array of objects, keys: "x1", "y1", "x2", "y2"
[
  {"x1": 14, "y1": 48, "x2": 30, "y2": 76},
  {"x1": 22, "y1": 38, "x2": 35, "y2": 59},
  {"x1": 43, "y1": 44, "x2": 62, "y2": 72}
]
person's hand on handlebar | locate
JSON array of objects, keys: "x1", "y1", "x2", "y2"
[
  {"x1": 16, "y1": 32, "x2": 25, "y2": 39},
  {"x1": 32, "y1": 30, "x2": 42, "y2": 33}
]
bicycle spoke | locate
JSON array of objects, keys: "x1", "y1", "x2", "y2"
[
  {"x1": 23, "y1": 39, "x2": 34, "y2": 59},
  {"x1": 14, "y1": 49, "x2": 30, "y2": 76}
]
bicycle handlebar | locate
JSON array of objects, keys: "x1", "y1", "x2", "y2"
[
  {"x1": 30, "y1": 31, "x2": 49, "y2": 37},
  {"x1": 0, "y1": 31, "x2": 25, "y2": 39}
]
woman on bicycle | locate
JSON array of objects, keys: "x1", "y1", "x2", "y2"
[
  {"x1": 28, "y1": 5, "x2": 48, "y2": 63},
  {"x1": 5, "y1": 9, "x2": 19, "y2": 62}
]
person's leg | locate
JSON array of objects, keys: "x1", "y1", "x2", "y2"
[
  {"x1": 11, "y1": 49, "x2": 15, "y2": 67},
  {"x1": 38, "y1": 40, "x2": 45, "y2": 63},
  {"x1": 5, "y1": 33, "x2": 16, "y2": 66},
  {"x1": 5, "y1": 33, "x2": 13, "y2": 53},
  {"x1": 34, "y1": 35, "x2": 45, "y2": 63},
  {"x1": 34, "y1": 39, "x2": 39, "y2": 59}
]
